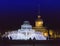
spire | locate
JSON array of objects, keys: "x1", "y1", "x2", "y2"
[{"x1": 38, "y1": 2, "x2": 40, "y2": 15}]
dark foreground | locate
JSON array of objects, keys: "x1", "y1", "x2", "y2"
[{"x1": 0, "y1": 40, "x2": 60, "y2": 46}]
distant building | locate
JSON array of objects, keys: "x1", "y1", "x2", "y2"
[
  {"x1": 7, "y1": 21, "x2": 47, "y2": 40},
  {"x1": 2, "y1": 15, "x2": 60, "y2": 40},
  {"x1": 33, "y1": 15, "x2": 48, "y2": 37},
  {"x1": 2, "y1": 21, "x2": 47, "y2": 40}
]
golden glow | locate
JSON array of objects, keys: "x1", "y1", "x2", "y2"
[
  {"x1": 35, "y1": 21, "x2": 43, "y2": 27},
  {"x1": 43, "y1": 33, "x2": 48, "y2": 37},
  {"x1": 49, "y1": 30, "x2": 53, "y2": 35},
  {"x1": 58, "y1": 35, "x2": 60, "y2": 38},
  {"x1": 54, "y1": 34, "x2": 57, "y2": 38}
]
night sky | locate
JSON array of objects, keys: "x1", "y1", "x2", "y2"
[{"x1": 0, "y1": 0, "x2": 60, "y2": 32}]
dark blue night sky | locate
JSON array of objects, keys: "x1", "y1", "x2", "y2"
[{"x1": 0, "y1": 0, "x2": 60, "y2": 32}]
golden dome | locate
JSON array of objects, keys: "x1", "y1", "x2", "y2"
[{"x1": 35, "y1": 15, "x2": 43, "y2": 27}]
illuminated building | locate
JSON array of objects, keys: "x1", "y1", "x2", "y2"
[
  {"x1": 2, "y1": 15, "x2": 60, "y2": 40},
  {"x1": 33, "y1": 15, "x2": 48, "y2": 37},
  {"x1": 4, "y1": 21, "x2": 47, "y2": 40}
]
